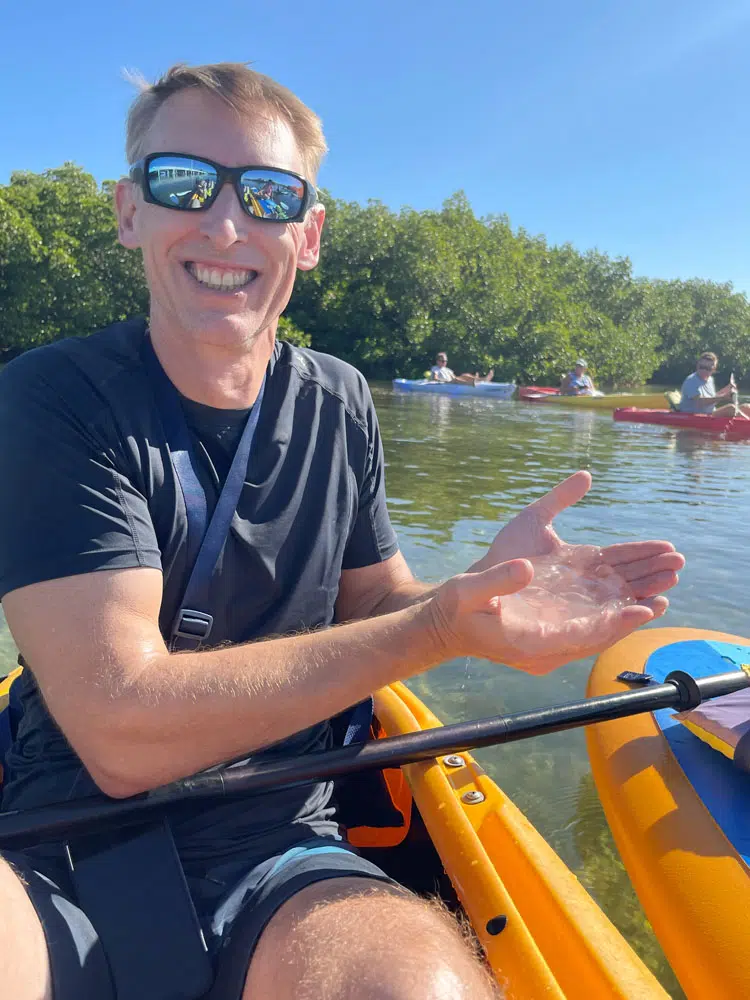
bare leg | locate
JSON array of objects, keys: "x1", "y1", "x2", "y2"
[
  {"x1": 0, "y1": 857, "x2": 52, "y2": 1000},
  {"x1": 455, "y1": 373, "x2": 480, "y2": 385},
  {"x1": 243, "y1": 877, "x2": 501, "y2": 1000}
]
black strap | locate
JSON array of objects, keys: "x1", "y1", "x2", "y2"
[{"x1": 142, "y1": 336, "x2": 266, "y2": 650}]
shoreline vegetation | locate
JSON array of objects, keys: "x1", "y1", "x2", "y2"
[{"x1": 2, "y1": 163, "x2": 749, "y2": 389}]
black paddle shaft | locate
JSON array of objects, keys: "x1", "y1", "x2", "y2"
[{"x1": 0, "y1": 668, "x2": 746, "y2": 848}]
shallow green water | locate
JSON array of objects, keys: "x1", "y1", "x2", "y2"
[
  {"x1": 375, "y1": 386, "x2": 750, "y2": 996},
  {"x1": 2, "y1": 388, "x2": 749, "y2": 994}
]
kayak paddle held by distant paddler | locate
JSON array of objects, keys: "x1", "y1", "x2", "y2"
[{"x1": 0, "y1": 61, "x2": 684, "y2": 1000}]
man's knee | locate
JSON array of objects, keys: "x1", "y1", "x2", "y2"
[
  {"x1": 0, "y1": 855, "x2": 52, "y2": 1000},
  {"x1": 244, "y1": 877, "x2": 500, "y2": 999}
]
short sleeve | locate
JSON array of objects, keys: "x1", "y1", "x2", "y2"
[
  {"x1": 0, "y1": 355, "x2": 162, "y2": 599},
  {"x1": 341, "y1": 386, "x2": 399, "y2": 570}
]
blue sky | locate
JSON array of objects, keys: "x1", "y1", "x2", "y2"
[{"x1": 3, "y1": 0, "x2": 750, "y2": 291}]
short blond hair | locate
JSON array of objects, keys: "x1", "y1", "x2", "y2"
[{"x1": 125, "y1": 62, "x2": 328, "y2": 180}]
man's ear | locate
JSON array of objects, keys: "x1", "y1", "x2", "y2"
[
  {"x1": 296, "y1": 203, "x2": 325, "y2": 272},
  {"x1": 114, "y1": 179, "x2": 141, "y2": 250}
]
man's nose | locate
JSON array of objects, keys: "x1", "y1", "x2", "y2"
[{"x1": 198, "y1": 182, "x2": 250, "y2": 247}]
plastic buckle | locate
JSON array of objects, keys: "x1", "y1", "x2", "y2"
[{"x1": 172, "y1": 609, "x2": 214, "y2": 643}]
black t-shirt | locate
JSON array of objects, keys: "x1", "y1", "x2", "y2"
[{"x1": 0, "y1": 317, "x2": 399, "y2": 872}]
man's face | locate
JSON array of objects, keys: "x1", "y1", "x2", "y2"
[
  {"x1": 437, "y1": 355, "x2": 447, "y2": 366},
  {"x1": 116, "y1": 89, "x2": 324, "y2": 352},
  {"x1": 575, "y1": 364, "x2": 585, "y2": 376},
  {"x1": 696, "y1": 360, "x2": 715, "y2": 381}
]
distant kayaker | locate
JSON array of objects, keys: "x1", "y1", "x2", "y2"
[
  {"x1": 429, "y1": 352, "x2": 494, "y2": 385},
  {"x1": 678, "y1": 352, "x2": 750, "y2": 419},
  {"x1": 560, "y1": 359, "x2": 596, "y2": 396}
]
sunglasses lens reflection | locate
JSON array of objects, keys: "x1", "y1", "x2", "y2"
[
  {"x1": 147, "y1": 156, "x2": 217, "y2": 209},
  {"x1": 240, "y1": 170, "x2": 305, "y2": 221}
]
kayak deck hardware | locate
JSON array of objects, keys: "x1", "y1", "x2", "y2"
[
  {"x1": 443, "y1": 755, "x2": 466, "y2": 767},
  {"x1": 485, "y1": 915, "x2": 508, "y2": 936},
  {"x1": 616, "y1": 671, "x2": 654, "y2": 685}
]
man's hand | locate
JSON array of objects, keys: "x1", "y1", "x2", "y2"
[{"x1": 422, "y1": 472, "x2": 685, "y2": 674}]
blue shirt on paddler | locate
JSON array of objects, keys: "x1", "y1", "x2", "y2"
[
  {"x1": 0, "y1": 317, "x2": 399, "y2": 879},
  {"x1": 679, "y1": 372, "x2": 717, "y2": 413},
  {"x1": 563, "y1": 372, "x2": 593, "y2": 394}
]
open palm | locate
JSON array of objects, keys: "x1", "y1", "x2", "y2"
[{"x1": 429, "y1": 471, "x2": 685, "y2": 674}]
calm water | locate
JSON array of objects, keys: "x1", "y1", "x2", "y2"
[
  {"x1": 374, "y1": 386, "x2": 750, "y2": 995},
  {"x1": 2, "y1": 389, "x2": 749, "y2": 994}
]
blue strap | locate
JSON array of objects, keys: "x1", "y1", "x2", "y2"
[
  {"x1": 142, "y1": 337, "x2": 266, "y2": 651},
  {"x1": 142, "y1": 335, "x2": 374, "y2": 745}
]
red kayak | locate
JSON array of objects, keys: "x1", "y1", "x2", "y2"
[
  {"x1": 519, "y1": 386, "x2": 560, "y2": 400},
  {"x1": 614, "y1": 407, "x2": 750, "y2": 440}
]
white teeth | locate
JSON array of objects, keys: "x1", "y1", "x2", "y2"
[{"x1": 188, "y1": 263, "x2": 253, "y2": 290}]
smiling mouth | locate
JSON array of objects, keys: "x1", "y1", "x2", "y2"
[{"x1": 184, "y1": 262, "x2": 258, "y2": 292}]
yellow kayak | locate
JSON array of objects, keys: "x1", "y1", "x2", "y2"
[
  {"x1": 0, "y1": 671, "x2": 665, "y2": 997},
  {"x1": 587, "y1": 628, "x2": 750, "y2": 1000},
  {"x1": 528, "y1": 392, "x2": 668, "y2": 411},
  {"x1": 375, "y1": 682, "x2": 667, "y2": 998}
]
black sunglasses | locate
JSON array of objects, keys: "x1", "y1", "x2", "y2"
[{"x1": 129, "y1": 153, "x2": 318, "y2": 223}]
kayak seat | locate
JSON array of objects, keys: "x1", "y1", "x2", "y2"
[{"x1": 665, "y1": 390, "x2": 682, "y2": 411}]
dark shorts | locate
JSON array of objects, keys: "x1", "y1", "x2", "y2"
[{"x1": 6, "y1": 838, "x2": 398, "y2": 1000}]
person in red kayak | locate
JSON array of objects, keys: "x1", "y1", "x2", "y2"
[
  {"x1": 0, "y1": 62, "x2": 684, "y2": 1000},
  {"x1": 678, "y1": 352, "x2": 750, "y2": 419}
]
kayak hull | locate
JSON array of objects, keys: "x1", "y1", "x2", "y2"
[
  {"x1": 525, "y1": 393, "x2": 667, "y2": 410},
  {"x1": 376, "y1": 682, "x2": 667, "y2": 998},
  {"x1": 587, "y1": 628, "x2": 750, "y2": 1000},
  {"x1": 518, "y1": 385, "x2": 559, "y2": 399},
  {"x1": 614, "y1": 407, "x2": 750, "y2": 439},
  {"x1": 392, "y1": 378, "x2": 516, "y2": 399}
]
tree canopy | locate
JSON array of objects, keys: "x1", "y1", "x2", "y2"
[{"x1": 2, "y1": 164, "x2": 749, "y2": 387}]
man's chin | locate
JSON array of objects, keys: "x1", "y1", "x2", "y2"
[{"x1": 182, "y1": 313, "x2": 273, "y2": 349}]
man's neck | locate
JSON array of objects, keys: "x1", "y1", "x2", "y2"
[{"x1": 148, "y1": 322, "x2": 276, "y2": 409}]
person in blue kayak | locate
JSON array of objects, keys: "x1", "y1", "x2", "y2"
[
  {"x1": 429, "y1": 351, "x2": 494, "y2": 385},
  {"x1": 0, "y1": 62, "x2": 684, "y2": 1000},
  {"x1": 560, "y1": 359, "x2": 596, "y2": 396},
  {"x1": 678, "y1": 352, "x2": 750, "y2": 418}
]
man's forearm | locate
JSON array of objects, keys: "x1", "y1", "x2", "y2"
[
  {"x1": 367, "y1": 580, "x2": 441, "y2": 615},
  {"x1": 107, "y1": 599, "x2": 447, "y2": 794}
]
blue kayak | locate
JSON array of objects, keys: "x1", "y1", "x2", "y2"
[{"x1": 392, "y1": 379, "x2": 516, "y2": 399}]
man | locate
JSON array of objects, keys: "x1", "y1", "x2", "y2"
[
  {"x1": 0, "y1": 63, "x2": 683, "y2": 1000},
  {"x1": 560, "y1": 359, "x2": 596, "y2": 396},
  {"x1": 678, "y1": 352, "x2": 750, "y2": 419},
  {"x1": 429, "y1": 352, "x2": 494, "y2": 385}
]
